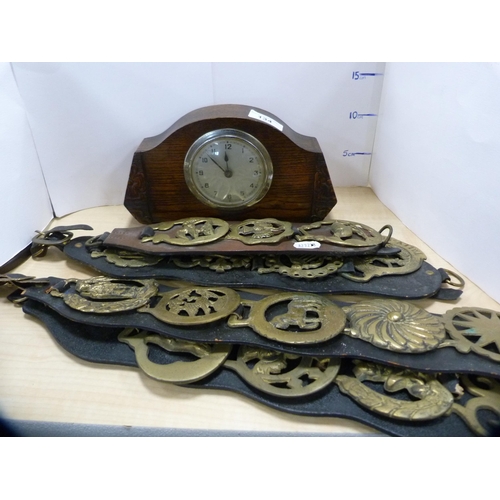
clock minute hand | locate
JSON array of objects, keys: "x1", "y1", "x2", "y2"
[{"x1": 208, "y1": 155, "x2": 226, "y2": 174}]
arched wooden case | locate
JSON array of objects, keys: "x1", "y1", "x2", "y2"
[{"x1": 124, "y1": 104, "x2": 336, "y2": 224}]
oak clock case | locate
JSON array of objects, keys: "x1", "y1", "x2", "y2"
[
  {"x1": 183, "y1": 128, "x2": 273, "y2": 210},
  {"x1": 124, "y1": 104, "x2": 337, "y2": 223}
]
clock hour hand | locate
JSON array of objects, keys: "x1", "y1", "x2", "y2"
[{"x1": 223, "y1": 152, "x2": 232, "y2": 178}]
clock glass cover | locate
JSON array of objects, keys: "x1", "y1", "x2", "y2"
[{"x1": 184, "y1": 129, "x2": 273, "y2": 209}]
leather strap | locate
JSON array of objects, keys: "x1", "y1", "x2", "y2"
[{"x1": 22, "y1": 298, "x2": 498, "y2": 437}]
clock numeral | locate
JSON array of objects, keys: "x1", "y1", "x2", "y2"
[
  {"x1": 225, "y1": 143, "x2": 232, "y2": 150},
  {"x1": 204, "y1": 183, "x2": 209, "y2": 188},
  {"x1": 201, "y1": 157, "x2": 208, "y2": 163},
  {"x1": 253, "y1": 170, "x2": 260, "y2": 176},
  {"x1": 249, "y1": 157, "x2": 255, "y2": 163},
  {"x1": 240, "y1": 191, "x2": 245, "y2": 197},
  {"x1": 198, "y1": 170, "x2": 204, "y2": 175}
]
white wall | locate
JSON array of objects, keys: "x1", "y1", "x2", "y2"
[
  {"x1": 0, "y1": 63, "x2": 53, "y2": 265},
  {"x1": 1, "y1": 62, "x2": 384, "y2": 265},
  {"x1": 10, "y1": 62, "x2": 383, "y2": 216},
  {"x1": 370, "y1": 62, "x2": 500, "y2": 303}
]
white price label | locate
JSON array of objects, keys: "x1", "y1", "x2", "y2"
[
  {"x1": 293, "y1": 241, "x2": 321, "y2": 249},
  {"x1": 248, "y1": 109, "x2": 284, "y2": 131}
]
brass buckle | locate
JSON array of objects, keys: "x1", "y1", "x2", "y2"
[{"x1": 31, "y1": 224, "x2": 93, "y2": 257}]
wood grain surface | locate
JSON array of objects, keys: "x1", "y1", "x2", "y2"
[{"x1": 125, "y1": 105, "x2": 336, "y2": 224}]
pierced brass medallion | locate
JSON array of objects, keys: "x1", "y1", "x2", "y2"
[
  {"x1": 49, "y1": 277, "x2": 158, "y2": 313},
  {"x1": 225, "y1": 345, "x2": 340, "y2": 397},
  {"x1": 118, "y1": 329, "x2": 231, "y2": 383},
  {"x1": 172, "y1": 255, "x2": 252, "y2": 273},
  {"x1": 257, "y1": 255, "x2": 344, "y2": 279},
  {"x1": 335, "y1": 361, "x2": 454, "y2": 421},
  {"x1": 344, "y1": 299, "x2": 446, "y2": 353},
  {"x1": 227, "y1": 218, "x2": 294, "y2": 245},
  {"x1": 90, "y1": 248, "x2": 163, "y2": 268},
  {"x1": 140, "y1": 286, "x2": 241, "y2": 325},
  {"x1": 228, "y1": 292, "x2": 346, "y2": 344},
  {"x1": 142, "y1": 217, "x2": 230, "y2": 246},
  {"x1": 451, "y1": 376, "x2": 500, "y2": 436},
  {"x1": 341, "y1": 239, "x2": 426, "y2": 282},
  {"x1": 441, "y1": 308, "x2": 500, "y2": 362},
  {"x1": 296, "y1": 220, "x2": 390, "y2": 248}
]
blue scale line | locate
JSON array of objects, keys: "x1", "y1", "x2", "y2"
[{"x1": 359, "y1": 72, "x2": 384, "y2": 76}]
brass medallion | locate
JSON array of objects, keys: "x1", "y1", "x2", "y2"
[
  {"x1": 141, "y1": 217, "x2": 230, "y2": 246},
  {"x1": 257, "y1": 255, "x2": 344, "y2": 279},
  {"x1": 340, "y1": 239, "x2": 426, "y2": 282},
  {"x1": 296, "y1": 220, "x2": 390, "y2": 248},
  {"x1": 90, "y1": 248, "x2": 164, "y2": 268},
  {"x1": 225, "y1": 345, "x2": 341, "y2": 397},
  {"x1": 451, "y1": 375, "x2": 500, "y2": 436},
  {"x1": 344, "y1": 299, "x2": 446, "y2": 353},
  {"x1": 172, "y1": 254, "x2": 252, "y2": 273},
  {"x1": 118, "y1": 329, "x2": 231, "y2": 383},
  {"x1": 140, "y1": 286, "x2": 241, "y2": 325},
  {"x1": 227, "y1": 218, "x2": 294, "y2": 245},
  {"x1": 440, "y1": 307, "x2": 500, "y2": 362},
  {"x1": 228, "y1": 292, "x2": 346, "y2": 344},
  {"x1": 335, "y1": 360, "x2": 454, "y2": 421},
  {"x1": 49, "y1": 277, "x2": 158, "y2": 313}
]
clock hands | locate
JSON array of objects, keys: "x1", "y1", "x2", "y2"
[
  {"x1": 208, "y1": 155, "x2": 226, "y2": 174},
  {"x1": 208, "y1": 152, "x2": 233, "y2": 178},
  {"x1": 223, "y1": 152, "x2": 233, "y2": 178}
]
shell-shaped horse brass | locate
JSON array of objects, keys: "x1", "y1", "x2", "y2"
[
  {"x1": 228, "y1": 292, "x2": 346, "y2": 344},
  {"x1": 140, "y1": 286, "x2": 241, "y2": 325},
  {"x1": 225, "y1": 345, "x2": 341, "y2": 397},
  {"x1": 344, "y1": 299, "x2": 446, "y2": 353}
]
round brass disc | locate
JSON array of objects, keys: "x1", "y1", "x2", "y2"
[
  {"x1": 141, "y1": 286, "x2": 241, "y2": 325},
  {"x1": 296, "y1": 220, "x2": 387, "y2": 247},
  {"x1": 245, "y1": 292, "x2": 346, "y2": 344},
  {"x1": 143, "y1": 217, "x2": 230, "y2": 246},
  {"x1": 442, "y1": 307, "x2": 500, "y2": 362},
  {"x1": 227, "y1": 218, "x2": 294, "y2": 245},
  {"x1": 340, "y1": 239, "x2": 426, "y2": 282}
]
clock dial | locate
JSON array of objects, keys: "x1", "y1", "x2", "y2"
[{"x1": 184, "y1": 129, "x2": 273, "y2": 209}]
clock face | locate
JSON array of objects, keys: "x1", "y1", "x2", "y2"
[{"x1": 184, "y1": 129, "x2": 273, "y2": 209}]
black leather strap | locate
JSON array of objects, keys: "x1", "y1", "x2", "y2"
[
  {"x1": 20, "y1": 277, "x2": 500, "y2": 379},
  {"x1": 63, "y1": 237, "x2": 460, "y2": 300},
  {"x1": 21, "y1": 298, "x2": 489, "y2": 437}
]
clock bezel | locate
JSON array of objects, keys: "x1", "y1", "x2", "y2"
[{"x1": 183, "y1": 128, "x2": 273, "y2": 210}]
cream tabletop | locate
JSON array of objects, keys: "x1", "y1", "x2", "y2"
[{"x1": 1, "y1": 187, "x2": 498, "y2": 436}]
